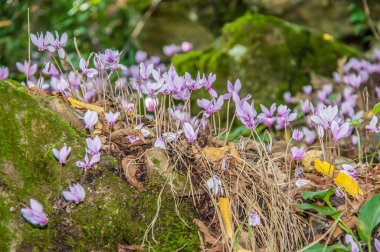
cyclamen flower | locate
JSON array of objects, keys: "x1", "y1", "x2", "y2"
[
  {"x1": 183, "y1": 122, "x2": 198, "y2": 143},
  {"x1": 181, "y1": 41, "x2": 193, "y2": 52},
  {"x1": 302, "y1": 127, "x2": 316, "y2": 145},
  {"x1": 135, "y1": 50, "x2": 147, "y2": 63},
  {"x1": 310, "y1": 105, "x2": 339, "y2": 129},
  {"x1": 52, "y1": 144, "x2": 71, "y2": 164},
  {"x1": 105, "y1": 111, "x2": 120, "y2": 126},
  {"x1": 375, "y1": 238, "x2": 380, "y2": 252},
  {"x1": 46, "y1": 31, "x2": 67, "y2": 58},
  {"x1": 300, "y1": 99, "x2": 311, "y2": 114},
  {"x1": 235, "y1": 100, "x2": 257, "y2": 129},
  {"x1": 83, "y1": 110, "x2": 98, "y2": 129},
  {"x1": 163, "y1": 44, "x2": 181, "y2": 57},
  {"x1": 154, "y1": 137, "x2": 166, "y2": 149},
  {"x1": 16, "y1": 61, "x2": 37, "y2": 77},
  {"x1": 207, "y1": 175, "x2": 223, "y2": 195},
  {"x1": 331, "y1": 121, "x2": 350, "y2": 141},
  {"x1": 248, "y1": 211, "x2": 261, "y2": 227},
  {"x1": 365, "y1": 116, "x2": 380, "y2": 133},
  {"x1": 335, "y1": 188, "x2": 344, "y2": 198},
  {"x1": 62, "y1": 183, "x2": 85, "y2": 204},
  {"x1": 204, "y1": 73, "x2": 217, "y2": 97},
  {"x1": 0, "y1": 66, "x2": 9, "y2": 80},
  {"x1": 291, "y1": 146, "x2": 306, "y2": 161},
  {"x1": 258, "y1": 103, "x2": 276, "y2": 127},
  {"x1": 283, "y1": 92, "x2": 293, "y2": 103},
  {"x1": 342, "y1": 164, "x2": 358, "y2": 180},
  {"x1": 303, "y1": 85, "x2": 312, "y2": 95},
  {"x1": 42, "y1": 62, "x2": 59, "y2": 77},
  {"x1": 344, "y1": 234, "x2": 360, "y2": 252},
  {"x1": 86, "y1": 136, "x2": 101, "y2": 155},
  {"x1": 224, "y1": 79, "x2": 242, "y2": 99},
  {"x1": 295, "y1": 179, "x2": 310, "y2": 187},
  {"x1": 97, "y1": 49, "x2": 120, "y2": 71},
  {"x1": 21, "y1": 199, "x2": 48, "y2": 227},
  {"x1": 292, "y1": 129, "x2": 304, "y2": 142},
  {"x1": 139, "y1": 63, "x2": 153, "y2": 81},
  {"x1": 50, "y1": 77, "x2": 69, "y2": 94},
  {"x1": 376, "y1": 87, "x2": 380, "y2": 99},
  {"x1": 79, "y1": 58, "x2": 98, "y2": 78},
  {"x1": 127, "y1": 135, "x2": 140, "y2": 143},
  {"x1": 76, "y1": 153, "x2": 101, "y2": 170},
  {"x1": 145, "y1": 97, "x2": 159, "y2": 112},
  {"x1": 30, "y1": 32, "x2": 48, "y2": 51},
  {"x1": 197, "y1": 96, "x2": 224, "y2": 117}
]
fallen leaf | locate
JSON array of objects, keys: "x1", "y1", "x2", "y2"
[
  {"x1": 118, "y1": 244, "x2": 145, "y2": 251},
  {"x1": 217, "y1": 197, "x2": 234, "y2": 240},
  {"x1": 121, "y1": 156, "x2": 146, "y2": 192},
  {"x1": 334, "y1": 172, "x2": 363, "y2": 197},
  {"x1": 302, "y1": 150, "x2": 323, "y2": 168},
  {"x1": 203, "y1": 146, "x2": 229, "y2": 162},
  {"x1": 228, "y1": 142, "x2": 240, "y2": 160},
  {"x1": 193, "y1": 218, "x2": 219, "y2": 245},
  {"x1": 67, "y1": 97, "x2": 104, "y2": 113},
  {"x1": 314, "y1": 159, "x2": 335, "y2": 176}
]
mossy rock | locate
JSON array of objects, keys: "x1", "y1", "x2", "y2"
[
  {"x1": 173, "y1": 13, "x2": 358, "y2": 105},
  {"x1": 0, "y1": 80, "x2": 199, "y2": 251}
]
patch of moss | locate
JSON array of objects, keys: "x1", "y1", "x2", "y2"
[
  {"x1": 0, "y1": 80, "x2": 199, "y2": 251},
  {"x1": 172, "y1": 13, "x2": 358, "y2": 106}
]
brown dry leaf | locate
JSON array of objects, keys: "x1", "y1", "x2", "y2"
[
  {"x1": 193, "y1": 219, "x2": 219, "y2": 245},
  {"x1": 203, "y1": 146, "x2": 229, "y2": 162},
  {"x1": 145, "y1": 148, "x2": 171, "y2": 177},
  {"x1": 207, "y1": 244, "x2": 224, "y2": 252},
  {"x1": 228, "y1": 142, "x2": 240, "y2": 160},
  {"x1": 121, "y1": 156, "x2": 146, "y2": 192},
  {"x1": 67, "y1": 97, "x2": 104, "y2": 113}
]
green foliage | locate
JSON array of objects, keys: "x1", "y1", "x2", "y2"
[
  {"x1": 303, "y1": 242, "x2": 350, "y2": 252},
  {"x1": 373, "y1": 102, "x2": 380, "y2": 115},
  {"x1": 357, "y1": 193, "x2": 380, "y2": 244},
  {"x1": 297, "y1": 203, "x2": 341, "y2": 218},
  {"x1": 347, "y1": 3, "x2": 366, "y2": 35},
  {"x1": 301, "y1": 189, "x2": 335, "y2": 207}
]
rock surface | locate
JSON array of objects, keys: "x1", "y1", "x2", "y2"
[
  {"x1": 0, "y1": 80, "x2": 199, "y2": 251},
  {"x1": 172, "y1": 13, "x2": 358, "y2": 105}
]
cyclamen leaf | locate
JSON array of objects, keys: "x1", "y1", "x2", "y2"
[
  {"x1": 357, "y1": 193, "x2": 380, "y2": 243},
  {"x1": 333, "y1": 172, "x2": 363, "y2": 197},
  {"x1": 302, "y1": 242, "x2": 350, "y2": 252},
  {"x1": 297, "y1": 203, "x2": 340, "y2": 218},
  {"x1": 301, "y1": 189, "x2": 335, "y2": 207},
  {"x1": 373, "y1": 102, "x2": 380, "y2": 115}
]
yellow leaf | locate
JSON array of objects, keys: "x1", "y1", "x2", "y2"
[
  {"x1": 203, "y1": 146, "x2": 229, "y2": 162},
  {"x1": 314, "y1": 159, "x2": 335, "y2": 176},
  {"x1": 302, "y1": 150, "x2": 322, "y2": 167},
  {"x1": 334, "y1": 172, "x2": 363, "y2": 197},
  {"x1": 217, "y1": 197, "x2": 233, "y2": 240},
  {"x1": 67, "y1": 97, "x2": 104, "y2": 113}
]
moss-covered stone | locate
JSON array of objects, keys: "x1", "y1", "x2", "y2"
[
  {"x1": 0, "y1": 80, "x2": 198, "y2": 251},
  {"x1": 172, "y1": 13, "x2": 358, "y2": 105}
]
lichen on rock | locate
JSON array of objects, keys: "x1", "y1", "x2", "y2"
[{"x1": 0, "y1": 80, "x2": 199, "y2": 251}]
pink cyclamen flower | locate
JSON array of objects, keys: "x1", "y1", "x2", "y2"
[
  {"x1": 235, "y1": 100, "x2": 257, "y2": 129},
  {"x1": 127, "y1": 135, "x2": 140, "y2": 143},
  {"x1": 46, "y1": 31, "x2": 67, "y2": 58},
  {"x1": 311, "y1": 105, "x2": 339, "y2": 129},
  {"x1": 342, "y1": 164, "x2": 358, "y2": 180},
  {"x1": 135, "y1": 50, "x2": 147, "y2": 64},
  {"x1": 86, "y1": 136, "x2": 102, "y2": 155},
  {"x1": 163, "y1": 44, "x2": 181, "y2": 57},
  {"x1": 83, "y1": 110, "x2": 98, "y2": 129},
  {"x1": 145, "y1": 97, "x2": 159, "y2": 112},
  {"x1": 302, "y1": 127, "x2": 316, "y2": 145},
  {"x1": 62, "y1": 183, "x2": 86, "y2": 204},
  {"x1": 291, "y1": 146, "x2": 306, "y2": 161},
  {"x1": 374, "y1": 238, "x2": 380, "y2": 252},
  {"x1": 335, "y1": 188, "x2": 344, "y2": 198},
  {"x1": 376, "y1": 87, "x2": 380, "y2": 99},
  {"x1": 204, "y1": 73, "x2": 217, "y2": 97},
  {"x1": 30, "y1": 32, "x2": 48, "y2": 51},
  {"x1": 181, "y1": 41, "x2": 193, "y2": 52},
  {"x1": 207, "y1": 175, "x2": 223, "y2": 195},
  {"x1": 21, "y1": 199, "x2": 48, "y2": 227},
  {"x1": 344, "y1": 234, "x2": 360, "y2": 252},
  {"x1": 303, "y1": 85, "x2": 312, "y2": 95},
  {"x1": 16, "y1": 61, "x2": 37, "y2": 77},
  {"x1": 42, "y1": 62, "x2": 59, "y2": 77},
  {"x1": 258, "y1": 103, "x2": 276, "y2": 127},
  {"x1": 52, "y1": 144, "x2": 71, "y2": 164},
  {"x1": 154, "y1": 137, "x2": 166, "y2": 149},
  {"x1": 283, "y1": 91, "x2": 293, "y2": 103},
  {"x1": 292, "y1": 129, "x2": 304, "y2": 142},
  {"x1": 79, "y1": 58, "x2": 98, "y2": 78},
  {"x1": 197, "y1": 96, "x2": 224, "y2": 117},
  {"x1": 224, "y1": 79, "x2": 242, "y2": 99},
  {"x1": 105, "y1": 111, "x2": 120, "y2": 126},
  {"x1": 365, "y1": 116, "x2": 379, "y2": 133},
  {"x1": 0, "y1": 66, "x2": 9, "y2": 80},
  {"x1": 248, "y1": 211, "x2": 261, "y2": 227},
  {"x1": 183, "y1": 122, "x2": 198, "y2": 143},
  {"x1": 76, "y1": 153, "x2": 101, "y2": 170},
  {"x1": 331, "y1": 121, "x2": 350, "y2": 141}
]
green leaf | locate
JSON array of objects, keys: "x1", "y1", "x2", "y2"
[
  {"x1": 297, "y1": 203, "x2": 340, "y2": 218},
  {"x1": 357, "y1": 193, "x2": 380, "y2": 243},
  {"x1": 301, "y1": 189, "x2": 335, "y2": 207},
  {"x1": 373, "y1": 102, "x2": 380, "y2": 115},
  {"x1": 349, "y1": 119, "x2": 361, "y2": 127},
  {"x1": 302, "y1": 243, "x2": 350, "y2": 252}
]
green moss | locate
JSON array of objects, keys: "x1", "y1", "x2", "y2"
[
  {"x1": 0, "y1": 80, "x2": 199, "y2": 251},
  {"x1": 173, "y1": 13, "x2": 358, "y2": 106}
]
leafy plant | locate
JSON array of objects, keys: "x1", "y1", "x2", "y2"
[{"x1": 357, "y1": 194, "x2": 380, "y2": 250}]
